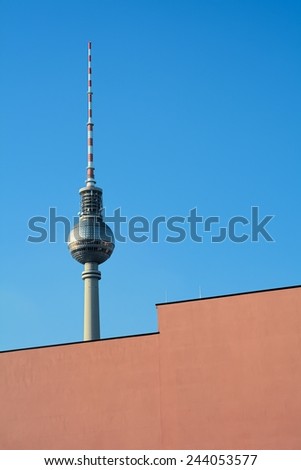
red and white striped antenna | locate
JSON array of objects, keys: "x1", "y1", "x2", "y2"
[{"x1": 86, "y1": 41, "x2": 96, "y2": 186}]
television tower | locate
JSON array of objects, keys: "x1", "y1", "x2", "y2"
[{"x1": 68, "y1": 42, "x2": 115, "y2": 341}]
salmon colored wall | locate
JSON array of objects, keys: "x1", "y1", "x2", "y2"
[
  {"x1": 157, "y1": 287, "x2": 301, "y2": 449},
  {"x1": 0, "y1": 334, "x2": 161, "y2": 449},
  {"x1": 1, "y1": 287, "x2": 301, "y2": 449}
]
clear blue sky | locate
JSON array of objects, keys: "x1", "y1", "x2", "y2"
[{"x1": 0, "y1": 0, "x2": 300, "y2": 351}]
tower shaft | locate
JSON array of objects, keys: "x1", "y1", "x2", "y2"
[{"x1": 82, "y1": 262, "x2": 101, "y2": 340}]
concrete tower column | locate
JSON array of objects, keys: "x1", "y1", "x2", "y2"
[{"x1": 82, "y1": 262, "x2": 101, "y2": 340}]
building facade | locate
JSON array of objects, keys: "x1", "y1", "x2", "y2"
[{"x1": 0, "y1": 286, "x2": 300, "y2": 449}]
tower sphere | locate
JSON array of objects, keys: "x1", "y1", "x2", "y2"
[
  {"x1": 68, "y1": 183, "x2": 115, "y2": 265},
  {"x1": 68, "y1": 217, "x2": 115, "y2": 265}
]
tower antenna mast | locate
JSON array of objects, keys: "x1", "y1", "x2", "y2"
[{"x1": 86, "y1": 41, "x2": 95, "y2": 186}]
